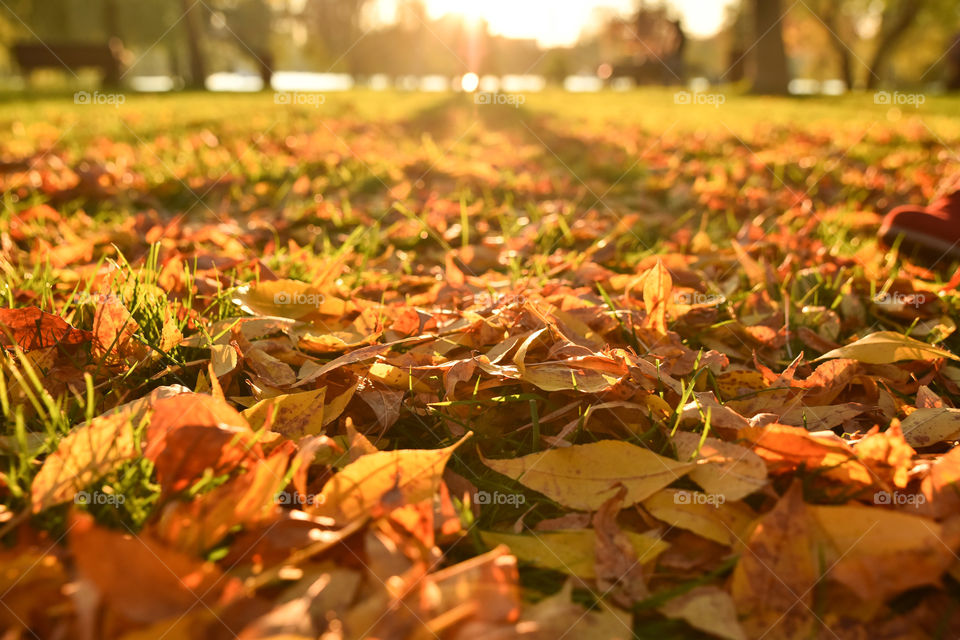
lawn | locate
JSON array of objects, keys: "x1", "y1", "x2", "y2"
[{"x1": 2, "y1": 89, "x2": 960, "y2": 638}]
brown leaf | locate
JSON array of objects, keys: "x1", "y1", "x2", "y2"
[
  {"x1": 592, "y1": 485, "x2": 649, "y2": 606},
  {"x1": 731, "y1": 483, "x2": 818, "y2": 639}
]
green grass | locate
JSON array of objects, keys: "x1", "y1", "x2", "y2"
[{"x1": 3, "y1": 88, "x2": 960, "y2": 637}]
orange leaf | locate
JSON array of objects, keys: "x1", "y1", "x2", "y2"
[
  {"x1": 0, "y1": 306, "x2": 92, "y2": 351},
  {"x1": 68, "y1": 512, "x2": 237, "y2": 624}
]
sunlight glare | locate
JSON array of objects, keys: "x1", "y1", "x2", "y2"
[{"x1": 461, "y1": 72, "x2": 480, "y2": 92}]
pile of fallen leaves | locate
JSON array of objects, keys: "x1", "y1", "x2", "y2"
[{"x1": 2, "y1": 95, "x2": 960, "y2": 639}]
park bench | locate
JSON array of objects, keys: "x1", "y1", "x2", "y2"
[{"x1": 12, "y1": 41, "x2": 125, "y2": 85}]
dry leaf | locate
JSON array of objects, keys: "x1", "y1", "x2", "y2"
[{"x1": 482, "y1": 440, "x2": 694, "y2": 511}]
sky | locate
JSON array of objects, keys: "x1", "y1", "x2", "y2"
[{"x1": 375, "y1": 0, "x2": 740, "y2": 48}]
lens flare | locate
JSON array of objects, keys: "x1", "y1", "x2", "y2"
[{"x1": 461, "y1": 72, "x2": 480, "y2": 92}]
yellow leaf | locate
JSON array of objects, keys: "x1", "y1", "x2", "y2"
[
  {"x1": 313, "y1": 433, "x2": 471, "y2": 524},
  {"x1": 642, "y1": 489, "x2": 756, "y2": 546},
  {"x1": 480, "y1": 529, "x2": 668, "y2": 579},
  {"x1": 715, "y1": 370, "x2": 767, "y2": 401},
  {"x1": 816, "y1": 331, "x2": 958, "y2": 364},
  {"x1": 367, "y1": 361, "x2": 431, "y2": 392},
  {"x1": 659, "y1": 586, "x2": 746, "y2": 640},
  {"x1": 242, "y1": 387, "x2": 327, "y2": 437},
  {"x1": 899, "y1": 407, "x2": 960, "y2": 447},
  {"x1": 158, "y1": 316, "x2": 182, "y2": 352},
  {"x1": 31, "y1": 413, "x2": 137, "y2": 512},
  {"x1": 778, "y1": 403, "x2": 866, "y2": 431},
  {"x1": 246, "y1": 348, "x2": 296, "y2": 387},
  {"x1": 673, "y1": 432, "x2": 767, "y2": 500},
  {"x1": 323, "y1": 384, "x2": 356, "y2": 427},
  {"x1": 234, "y1": 279, "x2": 345, "y2": 319},
  {"x1": 643, "y1": 258, "x2": 672, "y2": 334},
  {"x1": 481, "y1": 440, "x2": 694, "y2": 511},
  {"x1": 518, "y1": 364, "x2": 622, "y2": 393},
  {"x1": 298, "y1": 329, "x2": 383, "y2": 354},
  {"x1": 210, "y1": 344, "x2": 239, "y2": 379}
]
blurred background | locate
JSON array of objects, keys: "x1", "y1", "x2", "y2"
[{"x1": 0, "y1": 0, "x2": 958, "y2": 96}]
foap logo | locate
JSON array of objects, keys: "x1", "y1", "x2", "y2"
[
  {"x1": 274, "y1": 92, "x2": 325, "y2": 108},
  {"x1": 673, "y1": 490, "x2": 725, "y2": 506},
  {"x1": 75, "y1": 491, "x2": 125, "y2": 507},
  {"x1": 673, "y1": 291, "x2": 726, "y2": 306},
  {"x1": 874, "y1": 91, "x2": 925, "y2": 108},
  {"x1": 874, "y1": 490, "x2": 926, "y2": 507},
  {"x1": 467, "y1": 292, "x2": 527, "y2": 308},
  {"x1": 273, "y1": 291, "x2": 325, "y2": 307},
  {"x1": 674, "y1": 91, "x2": 725, "y2": 108},
  {"x1": 72, "y1": 292, "x2": 122, "y2": 305},
  {"x1": 275, "y1": 491, "x2": 325, "y2": 506},
  {"x1": 474, "y1": 92, "x2": 525, "y2": 108},
  {"x1": 873, "y1": 291, "x2": 925, "y2": 308},
  {"x1": 74, "y1": 90, "x2": 125, "y2": 107},
  {"x1": 474, "y1": 490, "x2": 526, "y2": 506}
]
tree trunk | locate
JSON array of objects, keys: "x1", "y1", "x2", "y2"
[
  {"x1": 102, "y1": 0, "x2": 122, "y2": 40},
  {"x1": 102, "y1": 0, "x2": 124, "y2": 87},
  {"x1": 180, "y1": 0, "x2": 207, "y2": 89},
  {"x1": 750, "y1": 0, "x2": 790, "y2": 95},
  {"x1": 815, "y1": 5, "x2": 854, "y2": 90},
  {"x1": 865, "y1": 0, "x2": 923, "y2": 90}
]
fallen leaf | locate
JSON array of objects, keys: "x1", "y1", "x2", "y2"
[
  {"x1": 673, "y1": 431, "x2": 767, "y2": 500},
  {"x1": 242, "y1": 387, "x2": 326, "y2": 437},
  {"x1": 479, "y1": 529, "x2": 667, "y2": 580},
  {"x1": 739, "y1": 423, "x2": 872, "y2": 487},
  {"x1": 0, "y1": 306, "x2": 92, "y2": 351},
  {"x1": 778, "y1": 403, "x2": 867, "y2": 431},
  {"x1": 659, "y1": 586, "x2": 746, "y2": 640},
  {"x1": 481, "y1": 440, "x2": 694, "y2": 511},
  {"x1": 731, "y1": 483, "x2": 818, "y2": 639},
  {"x1": 31, "y1": 413, "x2": 137, "y2": 512},
  {"x1": 455, "y1": 579, "x2": 631, "y2": 640},
  {"x1": 809, "y1": 504, "x2": 957, "y2": 601},
  {"x1": 816, "y1": 331, "x2": 958, "y2": 364},
  {"x1": 643, "y1": 258, "x2": 673, "y2": 334},
  {"x1": 592, "y1": 485, "x2": 649, "y2": 604},
  {"x1": 643, "y1": 489, "x2": 756, "y2": 546},
  {"x1": 899, "y1": 407, "x2": 960, "y2": 448},
  {"x1": 313, "y1": 432, "x2": 471, "y2": 524},
  {"x1": 69, "y1": 512, "x2": 234, "y2": 624},
  {"x1": 153, "y1": 446, "x2": 290, "y2": 554}
]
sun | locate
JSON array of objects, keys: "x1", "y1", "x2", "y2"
[
  {"x1": 427, "y1": 0, "x2": 489, "y2": 27},
  {"x1": 420, "y1": 0, "x2": 610, "y2": 49}
]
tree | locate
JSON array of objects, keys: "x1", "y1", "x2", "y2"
[
  {"x1": 750, "y1": 0, "x2": 790, "y2": 94},
  {"x1": 806, "y1": 1, "x2": 854, "y2": 89},
  {"x1": 203, "y1": 1, "x2": 275, "y2": 87},
  {"x1": 804, "y1": 0, "x2": 950, "y2": 89},
  {"x1": 304, "y1": 0, "x2": 374, "y2": 73},
  {"x1": 865, "y1": 0, "x2": 925, "y2": 89},
  {"x1": 180, "y1": 0, "x2": 207, "y2": 88}
]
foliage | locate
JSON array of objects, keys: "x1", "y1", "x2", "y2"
[{"x1": 1, "y1": 91, "x2": 960, "y2": 637}]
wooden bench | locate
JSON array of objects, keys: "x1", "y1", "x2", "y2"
[{"x1": 12, "y1": 41, "x2": 125, "y2": 85}]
